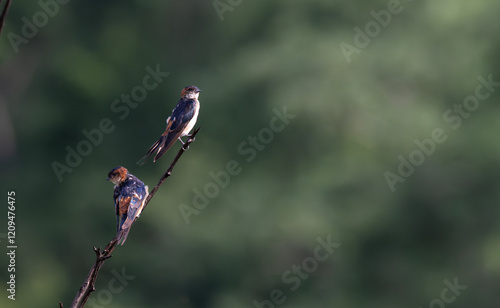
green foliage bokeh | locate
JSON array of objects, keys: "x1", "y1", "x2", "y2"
[{"x1": 1, "y1": 0, "x2": 499, "y2": 307}]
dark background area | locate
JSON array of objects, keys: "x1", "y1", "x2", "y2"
[{"x1": 1, "y1": 1, "x2": 500, "y2": 307}]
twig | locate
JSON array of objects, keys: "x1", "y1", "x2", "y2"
[
  {"x1": 0, "y1": 0, "x2": 12, "y2": 37},
  {"x1": 69, "y1": 240, "x2": 117, "y2": 308},
  {"x1": 65, "y1": 127, "x2": 200, "y2": 308},
  {"x1": 143, "y1": 127, "x2": 200, "y2": 210}
]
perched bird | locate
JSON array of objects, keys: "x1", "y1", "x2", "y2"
[
  {"x1": 138, "y1": 85, "x2": 202, "y2": 165},
  {"x1": 106, "y1": 166, "x2": 149, "y2": 245}
]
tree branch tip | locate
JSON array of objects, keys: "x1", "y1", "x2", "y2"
[{"x1": 191, "y1": 127, "x2": 200, "y2": 138}]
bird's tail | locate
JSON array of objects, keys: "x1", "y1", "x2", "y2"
[
  {"x1": 137, "y1": 134, "x2": 178, "y2": 165},
  {"x1": 152, "y1": 134, "x2": 178, "y2": 162},
  {"x1": 117, "y1": 228, "x2": 131, "y2": 246},
  {"x1": 137, "y1": 118, "x2": 179, "y2": 165},
  {"x1": 137, "y1": 136, "x2": 164, "y2": 165}
]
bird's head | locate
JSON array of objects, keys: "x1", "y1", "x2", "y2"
[
  {"x1": 106, "y1": 166, "x2": 128, "y2": 184},
  {"x1": 181, "y1": 85, "x2": 202, "y2": 100}
]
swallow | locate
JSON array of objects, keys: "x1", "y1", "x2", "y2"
[
  {"x1": 106, "y1": 166, "x2": 149, "y2": 245},
  {"x1": 137, "y1": 85, "x2": 201, "y2": 165}
]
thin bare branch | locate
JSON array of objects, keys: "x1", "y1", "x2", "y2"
[
  {"x1": 64, "y1": 127, "x2": 200, "y2": 308},
  {"x1": 0, "y1": 0, "x2": 12, "y2": 37},
  {"x1": 143, "y1": 127, "x2": 200, "y2": 210}
]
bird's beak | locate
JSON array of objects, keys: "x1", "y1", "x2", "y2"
[
  {"x1": 196, "y1": 89, "x2": 202, "y2": 93},
  {"x1": 105, "y1": 177, "x2": 110, "y2": 181}
]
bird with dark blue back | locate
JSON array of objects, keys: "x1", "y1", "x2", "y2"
[
  {"x1": 137, "y1": 85, "x2": 202, "y2": 165},
  {"x1": 106, "y1": 166, "x2": 149, "y2": 245}
]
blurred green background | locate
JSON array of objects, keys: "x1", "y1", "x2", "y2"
[{"x1": 1, "y1": 0, "x2": 500, "y2": 307}]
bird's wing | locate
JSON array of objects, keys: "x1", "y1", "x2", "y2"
[
  {"x1": 169, "y1": 99, "x2": 197, "y2": 135},
  {"x1": 121, "y1": 185, "x2": 148, "y2": 230},
  {"x1": 151, "y1": 99, "x2": 197, "y2": 161}
]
